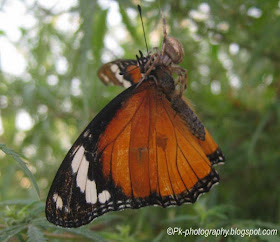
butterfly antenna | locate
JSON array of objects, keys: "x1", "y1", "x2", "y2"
[
  {"x1": 119, "y1": 65, "x2": 139, "y2": 75},
  {"x1": 137, "y1": 5, "x2": 149, "y2": 54}
]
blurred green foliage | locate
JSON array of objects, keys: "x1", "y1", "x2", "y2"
[{"x1": 0, "y1": 0, "x2": 279, "y2": 241}]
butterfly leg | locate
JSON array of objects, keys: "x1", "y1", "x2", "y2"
[
  {"x1": 143, "y1": 55, "x2": 160, "y2": 78},
  {"x1": 136, "y1": 51, "x2": 161, "y2": 88},
  {"x1": 144, "y1": 52, "x2": 158, "y2": 72}
]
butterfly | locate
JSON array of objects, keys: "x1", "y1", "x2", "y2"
[{"x1": 45, "y1": 7, "x2": 225, "y2": 228}]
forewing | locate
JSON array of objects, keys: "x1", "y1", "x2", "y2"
[{"x1": 45, "y1": 83, "x2": 146, "y2": 227}]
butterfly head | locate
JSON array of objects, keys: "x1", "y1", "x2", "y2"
[{"x1": 136, "y1": 50, "x2": 151, "y2": 74}]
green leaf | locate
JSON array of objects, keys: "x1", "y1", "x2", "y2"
[
  {"x1": 92, "y1": 8, "x2": 108, "y2": 60},
  {"x1": 27, "y1": 225, "x2": 46, "y2": 242},
  {"x1": 28, "y1": 202, "x2": 45, "y2": 217},
  {"x1": 69, "y1": 227, "x2": 105, "y2": 241},
  {"x1": 152, "y1": 231, "x2": 165, "y2": 242},
  {"x1": 17, "y1": 201, "x2": 44, "y2": 218},
  {"x1": 0, "y1": 30, "x2": 6, "y2": 36},
  {"x1": 38, "y1": 221, "x2": 105, "y2": 241},
  {"x1": 118, "y1": 4, "x2": 141, "y2": 46},
  {"x1": 205, "y1": 204, "x2": 233, "y2": 219},
  {"x1": 258, "y1": 234, "x2": 280, "y2": 242},
  {"x1": 163, "y1": 215, "x2": 199, "y2": 223},
  {"x1": 29, "y1": 218, "x2": 49, "y2": 227},
  {"x1": 0, "y1": 144, "x2": 40, "y2": 199},
  {"x1": 233, "y1": 220, "x2": 280, "y2": 230},
  {"x1": 0, "y1": 199, "x2": 37, "y2": 206},
  {"x1": 248, "y1": 108, "x2": 273, "y2": 163},
  {"x1": 0, "y1": 224, "x2": 26, "y2": 242}
]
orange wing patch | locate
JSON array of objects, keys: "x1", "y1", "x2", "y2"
[
  {"x1": 161, "y1": 97, "x2": 212, "y2": 192},
  {"x1": 198, "y1": 129, "x2": 219, "y2": 155},
  {"x1": 112, "y1": 123, "x2": 132, "y2": 196},
  {"x1": 126, "y1": 65, "x2": 142, "y2": 84},
  {"x1": 178, "y1": 96, "x2": 224, "y2": 165},
  {"x1": 193, "y1": 124, "x2": 225, "y2": 165},
  {"x1": 98, "y1": 86, "x2": 149, "y2": 197},
  {"x1": 98, "y1": 81, "x2": 218, "y2": 203},
  {"x1": 129, "y1": 96, "x2": 150, "y2": 198}
]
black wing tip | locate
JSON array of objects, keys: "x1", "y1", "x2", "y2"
[
  {"x1": 45, "y1": 169, "x2": 219, "y2": 228},
  {"x1": 46, "y1": 214, "x2": 93, "y2": 228},
  {"x1": 207, "y1": 147, "x2": 225, "y2": 165}
]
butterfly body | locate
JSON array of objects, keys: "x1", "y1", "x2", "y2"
[{"x1": 46, "y1": 8, "x2": 225, "y2": 228}]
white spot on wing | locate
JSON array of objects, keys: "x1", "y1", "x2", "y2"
[
  {"x1": 98, "y1": 190, "x2": 111, "y2": 204},
  {"x1": 116, "y1": 73, "x2": 124, "y2": 83},
  {"x1": 76, "y1": 155, "x2": 89, "y2": 193},
  {"x1": 110, "y1": 64, "x2": 119, "y2": 73},
  {"x1": 72, "y1": 145, "x2": 79, "y2": 154},
  {"x1": 123, "y1": 80, "x2": 131, "y2": 88},
  {"x1": 53, "y1": 193, "x2": 63, "y2": 210},
  {"x1": 100, "y1": 73, "x2": 110, "y2": 83},
  {"x1": 83, "y1": 129, "x2": 90, "y2": 137},
  {"x1": 86, "y1": 179, "x2": 97, "y2": 204},
  {"x1": 53, "y1": 193, "x2": 58, "y2": 202},
  {"x1": 56, "y1": 196, "x2": 63, "y2": 210},
  {"x1": 71, "y1": 146, "x2": 85, "y2": 173}
]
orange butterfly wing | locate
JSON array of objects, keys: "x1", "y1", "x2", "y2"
[
  {"x1": 97, "y1": 80, "x2": 219, "y2": 204},
  {"x1": 46, "y1": 78, "x2": 224, "y2": 227}
]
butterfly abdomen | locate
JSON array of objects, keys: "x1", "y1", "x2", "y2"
[
  {"x1": 152, "y1": 68, "x2": 205, "y2": 140},
  {"x1": 171, "y1": 97, "x2": 205, "y2": 140}
]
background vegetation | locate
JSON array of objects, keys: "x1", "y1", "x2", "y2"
[{"x1": 0, "y1": 0, "x2": 279, "y2": 241}]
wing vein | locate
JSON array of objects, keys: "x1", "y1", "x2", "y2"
[
  {"x1": 147, "y1": 94, "x2": 152, "y2": 196},
  {"x1": 162, "y1": 102, "x2": 189, "y2": 193},
  {"x1": 110, "y1": 140, "x2": 115, "y2": 204},
  {"x1": 99, "y1": 91, "x2": 148, "y2": 155},
  {"x1": 128, "y1": 93, "x2": 150, "y2": 200},
  {"x1": 175, "y1": 145, "x2": 189, "y2": 192},
  {"x1": 164, "y1": 151, "x2": 177, "y2": 202},
  {"x1": 155, "y1": 94, "x2": 162, "y2": 202},
  {"x1": 128, "y1": 118, "x2": 134, "y2": 200},
  {"x1": 177, "y1": 128, "x2": 211, "y2": 170},
  {"x1": 178, "y1": 146, "x2": 201, "y2": 183},
  {"x1": 162, "y1": 100, "x2": 211, "y2": 170},
  {"x1": 162, "y1": 101, "x2": 196, "y2": 193}
]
